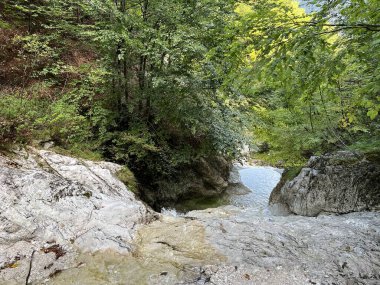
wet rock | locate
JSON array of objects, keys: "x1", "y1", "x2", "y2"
[
  {"x1": 0, "y1": 147, "x2": 156, "y2": 285},
  {"x1": 134, "y1": 215, "x2": 226, "y2": 266},
  {"x1": 276, "y1": 151, "x2": 380, "y2": 216}
]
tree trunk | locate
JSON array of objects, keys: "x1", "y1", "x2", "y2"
[
  {"x1": 309, "y1": 103, "x2": 314, "y2": 132},
  {"x1": 27, "y1": 0, "x2": 32, "y2": 33}
]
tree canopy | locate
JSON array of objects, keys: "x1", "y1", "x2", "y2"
[{"x1": 0, "y1": 0, "x2": 379, "y2": 171}]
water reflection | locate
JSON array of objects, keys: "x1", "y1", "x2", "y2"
[
  {"x1": 229, "y1": 166, "x2": 282, "y2": 211},
  {"x1": 168, "y1": 165, "x2": 283, "y2": 215}
]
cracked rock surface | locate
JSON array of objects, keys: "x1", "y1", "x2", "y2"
[
  {"x1": 187, "y1": 206, "x2": 380, "y2": 285},
  {"x1": 1, "y1": 148, "x2": 379, "y2": 285},
  {"x1": 47, "y1": 207, "x2": 380, "y2": 285},
  {"x1": 0, "y1": 147, "x2": 156, "y2": 285},
  {"x1": 275, "y1": 151, "x2": 380, "y2": 216}
]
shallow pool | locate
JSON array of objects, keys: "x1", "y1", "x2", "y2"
[{"x1": 166, "y1": 165, "x2": 283, "y2": 215}]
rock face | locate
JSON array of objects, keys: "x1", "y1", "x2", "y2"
[
  {"x1": 0, "y1": 147, "x2": 155, "y2": 285},
  {"x1": 143, "y1": 156, "x2": 231, "y2": 208},
  {"x1": 275, "y1": 151, "x2": 380, "y2": 216}
]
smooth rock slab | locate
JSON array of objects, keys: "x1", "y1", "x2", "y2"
[
  {"x1": 46, "y1": 206, "x2": 380, "y2": 285},
  {"x1": 0, "y1": 147, "x2": 155, "y2": 285},
  {"x1": 188, "y1": 206, "x2": 380, "y2": 285}
]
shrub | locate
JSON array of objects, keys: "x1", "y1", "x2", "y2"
[
  {"x1": 37, "y1": 100, "x2": 92, "y2": 145},
  {"x1": 0, "y1": 90, "x2": 49, "y2": 143},
  {"x1": 116, "y1": 166, "x2": 139, "y2": 194}
]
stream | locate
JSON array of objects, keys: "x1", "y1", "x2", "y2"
[{"x1": 164, "y1": 164, "x2": 284, "y2": 216}]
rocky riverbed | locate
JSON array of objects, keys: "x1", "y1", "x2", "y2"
[{"x1": 1, "y1": 148, "x2": 379, "y2": 284}]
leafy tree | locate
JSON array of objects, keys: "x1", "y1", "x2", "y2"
[
  {"x1": 1, "y1": 0, "x2": 378, "y2": 173},
  {"x1": 1, "y1": 0, "x2": 249, "y2": 181},
  {"x1": 215, "y1": 0, "x2": 380, "y2": 165}
]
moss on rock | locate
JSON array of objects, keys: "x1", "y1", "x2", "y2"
[{"x1": 116, "y1": 166, "x2": 139, "y2": 194}]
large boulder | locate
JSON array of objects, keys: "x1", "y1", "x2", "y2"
[
  {"x1": 275, "y1": 151, "x2": 380, "y2": 216},
  {"x1": 142, "y1": 156, "x2": 231, "y2": 209},
  {"x1": 0, "y1": 147, "x2": 156, "y2": 284}
]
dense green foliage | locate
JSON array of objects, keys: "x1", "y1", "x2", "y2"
[
  {"x1": 222, "y1": 0, "x2": 380, "y2": 165},
  {"x1": 1, "y1": 0, "x2": 379, "y2": 175},
  {"x1": 0, "y1": 0, "x2": 249, "y2": 178}
]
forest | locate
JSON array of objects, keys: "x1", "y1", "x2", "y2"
[
  {"x1": 0, "y1": 1, "x2": 380, "y2": 284},
  {"x1": 0, "y1": 0, "x2": 379, "y2": 190}
]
